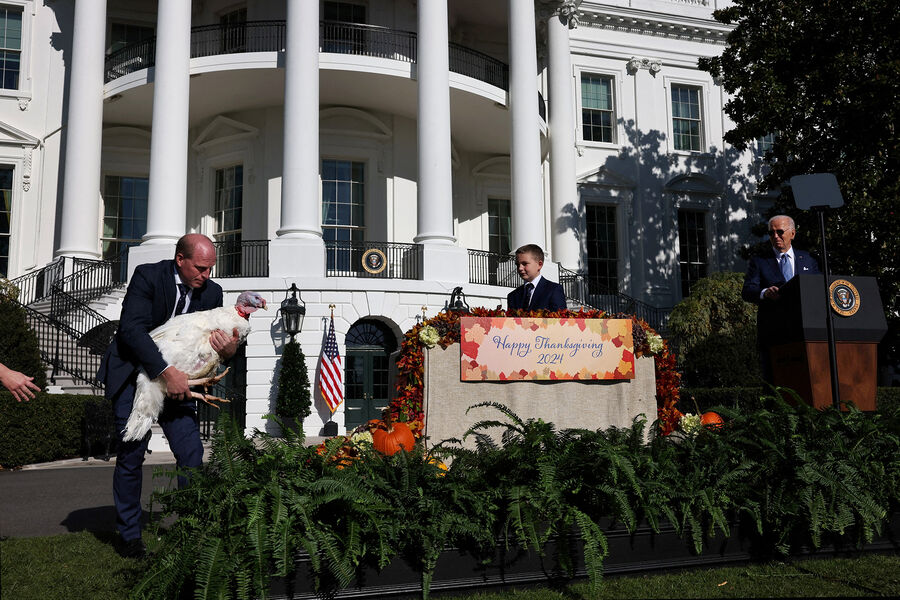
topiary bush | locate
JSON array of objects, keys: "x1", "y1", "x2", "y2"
[
  {"x1": 667, "y1": 272, "x2": 760, "y2": 388},
  {"x1": 0, "y1": 287, "x2": 48, "y2": 390},
  {"x1": 275, "y1": 339, "x2": 311, "y2": 423}
]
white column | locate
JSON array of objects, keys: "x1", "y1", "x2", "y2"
[
  {"x1": 143, "y1": 0, "x2": 191, "y2": 244},
  {"x1": 56, "y1": 0, "x2": 107, "y2": 259},
  {"x1": 508, "y1": 0, "x2": 544, "y2": 251},
  {"x1": 414, "y1": 0, "x2": 468, "y2": 283},
  {"x1": 547, "y1": 9, "x2": 580, "y2": 270},
  {"x1": 270, "y1": 0, "x2": 325, "y2": 277},
  {"x1": 415, "y1": 0, "x2": 454, "y2": 246}
]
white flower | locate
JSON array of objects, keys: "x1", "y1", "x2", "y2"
[
  {"x1": 419, "y1": 325, "x2": 440, "y2": 348},
  {"x1": 349, "y1": 430, "x2": 373, "y2": 447},
  {"x1": 647, "y1": 332, "x2": 664, "y2": 354},
  {"x1": 680, "y1": 413, "x2": 701, "y2": 436}
]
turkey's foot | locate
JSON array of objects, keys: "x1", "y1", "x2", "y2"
[
  {"x1": 190, "y1": 391, "x2": 231, "y2": 408},
  {"x1": 187, "y1": 366, "x2": 230, "y2": 388}
]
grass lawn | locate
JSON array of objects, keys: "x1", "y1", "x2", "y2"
[{"x1": 1, "y1": 532, "x2": 897, "y2": 599}]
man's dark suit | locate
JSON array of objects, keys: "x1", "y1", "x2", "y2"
[
  {"x1": 742, "y1": 246, "x2": 820, "y2": 379},
  {"x1": 507, "y1": 277, "x2": 567, "y2": 311},
  {"x1": 98, "y1": 259, "x2": 223, "y2": 542}
]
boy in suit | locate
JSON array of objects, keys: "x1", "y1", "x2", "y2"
[
  {"x1": 507, "y1": 244, "x2": 567, "y2": 311},
  {"x1": 742, "y1": 215, "x2": 821, "y2": 382}
]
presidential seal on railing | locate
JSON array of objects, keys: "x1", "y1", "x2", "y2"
[
  {"x1": 829, "y1": 279, "x2": 860, "y2": 317},
  {"x1": 362, "y1": 248, "x2": 387, "y2": 274}
]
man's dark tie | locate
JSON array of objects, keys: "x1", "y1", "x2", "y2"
[
  {"x1": 525, "y1": 282, "x2": 534, "y2": 307},
  {"x1": 174, "y1": 283, "x2": 189, "y2": 316}
]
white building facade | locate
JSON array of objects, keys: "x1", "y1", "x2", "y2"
[{"x1": 1, "y1": 0, "x2": 768, "y2": 437}]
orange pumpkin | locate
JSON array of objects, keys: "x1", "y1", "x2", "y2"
[
  {"x1": 372, "y1": 420, "x2": 416, "y2": 455},
  {"x1": 700, "y1": 411, "x2": 724, "y2": 430}
]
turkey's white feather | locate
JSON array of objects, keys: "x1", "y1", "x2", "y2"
[{"x1": 122, "y1": 306, "x2": 252, "y2": 441}]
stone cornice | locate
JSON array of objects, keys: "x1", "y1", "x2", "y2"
[{"x1": 576, "y1": 3, "x2": 732, "y2": 45}]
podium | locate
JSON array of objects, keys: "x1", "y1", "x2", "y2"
[{"x1": 766, "y1": 275, "x2": 887, "y2": 410}]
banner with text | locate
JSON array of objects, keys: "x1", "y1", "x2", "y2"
[{"x1": 460, "y1": 317, "x2": 635, "y2": 381}]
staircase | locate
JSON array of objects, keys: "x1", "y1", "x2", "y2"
[{"x1": 11, "y1": 252, "x2": 129, "y2": 394}]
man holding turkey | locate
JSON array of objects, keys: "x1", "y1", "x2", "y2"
[{"x1": 98, "y1": 233, "x2": 240, "y2": 559}]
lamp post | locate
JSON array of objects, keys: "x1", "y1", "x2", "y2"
[
  {"x1": 447, "y1": 286, "x2": 470, "y2": 313},
  {"x1": 279, "y1": 283, "x2": 306, "y2": 341}
]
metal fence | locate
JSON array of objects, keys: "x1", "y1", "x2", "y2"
[
  {"x1": 325, "y1": 240, "x2": 419, "y2": 279},
  {"x1": 7, "y1": 258, "x2": 65, "y2": 305},
  {"x1": 67, "y1": 248, "x2": 130, "y2": 300},
  {"x1": 104, "y1": 20, "x2": 518, "y2": 96},
  {"x1": 23, "y1": 303, "x2": 107, "y2": 388},
  {"x1": 558, "y1": 266, "x2": 671, "y2": 334},
  {"x1": 211, "y1": 239, "x2": 269, "y2": 279},
  {"x1": 191, "y1": 20, "x2": 286, "y2": 57},
  {"x1": 467, "y1": 249, "x2": 519, "y2": 287},
  {"x1": 197, "y1": 383, "x2": 248, "y2": 441}
]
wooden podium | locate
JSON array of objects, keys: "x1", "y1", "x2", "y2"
[{"x1": 767, "y1": 275, "x2": 887, "y2": 410}]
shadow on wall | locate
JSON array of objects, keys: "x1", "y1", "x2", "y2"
[{"x1": 553, "y1": 118, "x2": 761, "y2": 305}]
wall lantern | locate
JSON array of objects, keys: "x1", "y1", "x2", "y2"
[
  {"x1": 447, "y1": 286, "x2": 470, "y2": 313},
  {"x1": 278, "y1": 283, "x2": 306, "y2": 341}
]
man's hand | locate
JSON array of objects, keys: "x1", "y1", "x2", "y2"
[
  {"x1": 763, "y1": 286, "x2": 781, "y2": 301},
  {"x1": 210, "y1": 328, "x2": 240, "y2": 361},
  {"x1": 160, "y1": 367, "x2": 192, "y2": 401},
  {"x1": 0, "y1": 363, "x2": 41, "y2": 402}
]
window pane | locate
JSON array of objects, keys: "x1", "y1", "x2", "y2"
[
  {"x1": 678, "y1": 209, "x2": 708, "y2": 297},
  {"x1": 581, "y1": 74, "x2": 615, "y2": 143},
  {"x1": 0, "y1": 7, "x2": 23, "y2": 50},
  {"x1": 102, "y1": 175, "x2": 149, "y2": 259},
  {"x1": 322, "y1": 159, "x2": 366, "y2": 273},
  {"x1": 672, "y1": 85, "x2": 703, "y2": 152},
  {"x1": 585, "y1": 204, "x2": 618, "y2": 294}
]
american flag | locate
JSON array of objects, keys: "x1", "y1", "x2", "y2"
[{"x1": 318, "y1": 315, "x2": 344, "y2": 413}]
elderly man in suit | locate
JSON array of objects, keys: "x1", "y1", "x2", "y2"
[
  {"x1": 507, "y1": 244, "x2": 567, "y2": 311},
  {"x1": 742, "y1": 215, "x2": 821, "y2": 382},
  {"x1": 98, "y1": 234, "x2": 240, "y2": 558}
]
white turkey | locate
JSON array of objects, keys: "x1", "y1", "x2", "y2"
[{"x1": 121, "y1": 291, "x2": 267, "y2": 441}]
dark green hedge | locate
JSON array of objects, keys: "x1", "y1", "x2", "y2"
[
  {"x1": 681, "y1": 386, "x2": 900, "y2": 413},
  {"x1": 0, "y1": 393, "x2": 111, "y2": 468},
  {"x1": 0, "y1": 297, "x2": 48, "y2": 390}
]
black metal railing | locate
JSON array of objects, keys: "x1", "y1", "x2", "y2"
[
  {"x1": 325, "y1": 240, "x2": 419, "y2": 279},
  {"x1": 197, "y1": 383, "x2": 247, "y2": 440},
  {"x1": 467, "y1": 249, "x2": 519, "y2": 287},
  {"x1": 104, "y1": 20, "x2": 522, "y2": 98},
  {"x1": 191, "y1": 20, "x2": 286, "y2": 58},
  {"x1": 558, "y1": 266, "x2": 672, "y2": 334},
  {"x1": 211, "y1": 239, "x2": 269, "y2": 279},
  {"x1": 23, "y1": 302, "x2": 107, "y2": 388},
  {"x1": 105, "y1": 38, "x2": 156, "y2": 82},
  {"x1": 66, "y1": 247, "x2": 131, "y2": 301},
  {"x1": 8, "y1": 258, "x2": 65, "y2": 305},
  {"x1": 448, "y1": 42, "x2": 508, "y2": 89},
  {"x1": 321, "y1": 21, "x2": 416, "y2": 62}
]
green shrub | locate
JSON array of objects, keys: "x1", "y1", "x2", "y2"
[
  {"x1": 275, "y1": 339, "x2": 311, "y2": 422},
  {"x1": 668, "y1": 272, "x2": 760, "y2": 388},
  {"x1": 878, "y1": 387, "x2": 900, "y2": 412},
  {"x1": 681, "y1": 386, "x2": 900, "y2": 414},
  {"x1": 0, "y1": 393, "x2": 102, "y2": 468},
  {"x1": 679, "y1": 387, "x2": 765, "y2": 413},
  {"x1": 0, "y1": 295, "x2": 48, "y2": 390},
  {"x1": 132, "y1": 399, "x2": 900, "y2": 599}
]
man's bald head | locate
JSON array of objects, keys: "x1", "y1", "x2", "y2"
[
  {"x1": 175, "y1": 233, "x2": 215, "y2": 259},
  {"x1": 175, "y1": 234, "x2": 217, "y2": 288}
]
